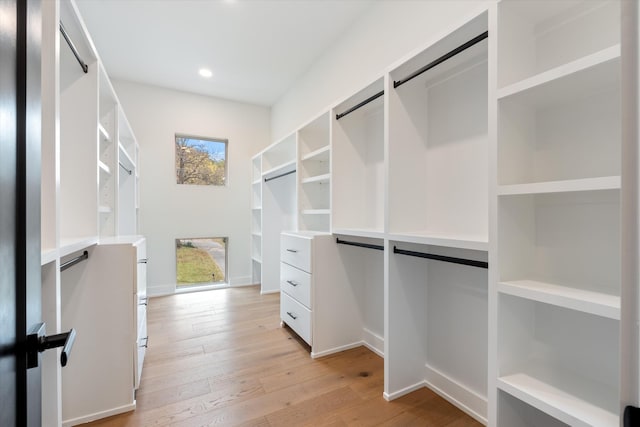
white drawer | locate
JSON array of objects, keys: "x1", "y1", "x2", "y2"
[
  {"x1": 134, "y1": 312, "x2": 147, "y2": 390},
  {"x1": 280, "y1": 262, "x2": 311, "y2": 309},
  {"x1": 281, "y1": 292, "x2": 312, "y2": 345},
  {"x1": 281, "y1": 233, "x2": 312, "y2": 273}
]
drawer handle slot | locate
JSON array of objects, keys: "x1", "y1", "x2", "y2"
[
  {"x1": 138, "y1": 258, "x2": 148, "y2": 264},
  {"x1": 286, "y1": 249, "x2": 298, "y2": 253},
  {"x1": 286, "y1": 311, "x2": 297, "y2": 320},
  {"x1": 140, "y1": 336, "x2": 149, "y2": 348},
  {"x1": 286, "y1": 280, "x2": 298, "y2": 287},
  {"x1": 139, "y1": 297, "x2": 148, "y2": 306}
]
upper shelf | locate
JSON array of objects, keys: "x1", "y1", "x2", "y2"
[
  {"x1": 388, "y1": 231, "x2": 488, "y2": 252},
  {"x1": 301, "y1": 145, "x2": 330, "y2": 163},
  {"x1": 262, "y1": 159, "x2": 296, "y2": 182},
  {"x1": 498, "y1": 176, "x2": 620, "y2": 196},
  {"x1": 498, "y1": 46, "x2": 620, "y2": 106}
]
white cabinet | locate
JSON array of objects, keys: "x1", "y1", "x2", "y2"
[{"x1": 60, "y1": 237, "x2": 147, "y2": 426}]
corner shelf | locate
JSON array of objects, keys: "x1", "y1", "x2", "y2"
[
  {"x1": 498, "y1": 280, "x2": 619, "y2": 320},
  {"x1": 497, "y1": 374, "x2": 618, "y2": 427}
]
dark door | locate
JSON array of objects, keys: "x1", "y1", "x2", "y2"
[{"x1": 0, "y1": 0, "x2": 42, "y2": 425}]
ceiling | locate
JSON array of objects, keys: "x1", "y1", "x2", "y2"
[{"x1": 74, "y1": 0, "x2": 375, "y2": 107}]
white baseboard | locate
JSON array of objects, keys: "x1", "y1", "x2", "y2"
[
  {"x1": 311, "y1": 341, "x2": 362, "y2": 359},
  {"x1": 260, "y1": 289, "x2": 280, "y2": 295},
  {"x1": 62, "y1": 402, "x2": 136, "y2": 427},
  {"x1": 362, "y1": 328, "x2": 384, "y2": 358},
  {"x1": 424, "y1": 363, "x2": 487, "y2": 425},
  {"x1": 383, "y1": 381, "x2": 426, "y2": 401}
]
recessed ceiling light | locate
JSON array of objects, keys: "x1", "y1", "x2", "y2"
[{"x1": 199, "y1": 68, "x2": 213, "y2": 78}]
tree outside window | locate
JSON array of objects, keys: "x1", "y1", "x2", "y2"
[{"x1": 175, "y1": 135, "x2": 227, "y2": 185}]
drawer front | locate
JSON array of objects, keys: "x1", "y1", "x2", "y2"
[
  {"x1": 280, "y1": 292, "x2": 312, "y2": 345},
  {"x1": 281, "y1": 234, "x2": 312, "y2": 273},
  {"x1": 280, "y1": 262, "x2": 311, "y2": 309},
  {"x1": 136, "y1": 239, "x2": 148, "y2": 296},
  {"x1": 135, "y1": 310, "x2": 147, "y2": 390}
]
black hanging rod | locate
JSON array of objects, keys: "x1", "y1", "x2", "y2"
[
  {"x1": 60, "y1": 251, "x2": 89, "y2": 272},
  {"x1": 59, "y1": 21, "x2": 88, "y2": 74},
  {"x1": 336, "y1": 90, "x2": 384, "y2": 120},
  {"x1": 393, "y1": 246, "x2": 488, "y2": 269},
  {"x1": 393, "y1": 31, "x2": 488, "y2": 89},
  {"x1": 119, "y1": 162, "x2": 132, "y2": 175},
  {"x1": 264, "y1": 169, "x2": 296, "y2": 183},
  {"x1": 336, "y1": 238, "x2": 384, "y2": 251}
]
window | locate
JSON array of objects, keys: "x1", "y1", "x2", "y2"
[
  {"x1": 175, "y1": 135, "x2": 227, "y2": 185},
  {"x1": 176, "y1": 237, "x2": 227, "y2": 287}
]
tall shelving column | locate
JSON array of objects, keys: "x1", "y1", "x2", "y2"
[
  {"x1": 98, "y1": 64, "x2": 118, "y2": 238},
  {"x1": 297, "y1": 112, "x2": 331, "y2": 232},
  {"x1": 117, "y1": 109, "x2": 138, "y2": 235},
  {"x1": 492, "y1": 1, "x2": 622, "y2": 426},
  {"x1": 251, "y1": 154, "x2": 262, "y2": 285}
]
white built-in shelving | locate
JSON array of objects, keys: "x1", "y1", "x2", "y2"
[
  {"x1": 251, "y1": 154, "x2": 263, "y2": 286},
  {"x1": 492, "y1": 1, "x2": 622, "y2": 426}
]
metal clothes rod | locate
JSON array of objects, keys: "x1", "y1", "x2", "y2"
[
  {"x1": 393, "y1": 31, "x2": 488, "y2": 89},
  {"x1": 119, "y1": 162, "x2": 132, "y2": 175},
  {"x1": 336, "y1": 238, "x2": 384, "y2": 251},
  {"x1": 264, "y1": 169, "x2": 296, "y2": 183},
  {"x1": 59, "y1": 22, "x2": 88, "y2": 74},
  {"x1": 336, "y1": 90, "x2": 384, "y2": 120},
  {"x1": 393, "y1": 246, "x2": 488, "y2": 269},
  {"x1": 60, "y1": 251, "x2": 89, "y2": 272}
]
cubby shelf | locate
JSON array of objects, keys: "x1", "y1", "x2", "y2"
[
  {"x1": 301, "y1": 209, "x2": 330, "y2": 215},
  {"x1": 497, "y1": 45, "x2": 620, "y2": 101},
  {"x1": 497, "y1": 373, "x2": 618, "y2": 427},
  {"x1": 98, "y1": 123, "x2": 110, "y2": 142},
  {"x1": 301, "y1": 173, "x2": 330, "y2": 185},
  {"x1": 252, "y1": 256, "x2": 262, "y2": 264},
  {"x1": 98, "y1": 205, "x2": 112, "y2": 214},
  {"x1": 498, "y1": 176, "x2": 620, "y2": 196},
  {"x1": 301, "y1": 145, "x2": 330, "y2": 162},
  {"x1": 498, "y1": 280, "x2": 619, "y2": 320},
  {"x1": 98, "y1": 161, "x2": 111, "y2": 175}
]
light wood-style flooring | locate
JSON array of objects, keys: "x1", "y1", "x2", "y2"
[{"x1": 86, "y1": 286, "x2": 482, "y2": 426}]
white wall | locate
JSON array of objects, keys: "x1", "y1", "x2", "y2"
[
  {"x1": 271, "y1": 0, "x2": 489, "y2": 141},
  {"x1": 112, "y1": 80, "x2": 270, "y2": 295}
]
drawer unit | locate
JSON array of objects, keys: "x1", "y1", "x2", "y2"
[
  {"x1": 280, "y1": 261, "x2": 312, "y2": 309},
  {"x1": 281, "y1": 233, "x2": 312, "y2": 273},
  {"x1": 281, "y1": 291, "x2": 312, "y2": 344}
]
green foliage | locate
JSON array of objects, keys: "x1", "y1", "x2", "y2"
[
  {"x1": 175, "y1": 137, "x2": 226, "y2": 185},
  {"x1": 176, "y1": 246, "x2": 225, "y2": 284}
]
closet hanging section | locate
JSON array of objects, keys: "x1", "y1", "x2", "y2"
[
  {"x1": 119, "y1": 162, "x2": 133, "y2": 176},
  {"x1": 59, "y1": 21, "x2": 88, "y2": 73},
  {"x1": 336, "y1": 90, "x2": 384, "y2": 120},
  {"x1": 393, "y1": 246, "x2": 487, "y2": 269},
  {"x1": 393, "y1": 31, "x2": 488, "y2": 88},
  {"x1": 336, "y1": 238, "x2": 384, "y2": 251}
]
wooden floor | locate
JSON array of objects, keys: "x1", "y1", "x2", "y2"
[{"x1": 86, "y1": 286, "x2": 482, "y2": 427}]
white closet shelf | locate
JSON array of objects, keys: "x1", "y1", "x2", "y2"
[
  {"x1": 252, "y1": 256, "x2": 262, "y2": 264},
  {"x1": 252, "y1": 179, "x2": 261, "y2": 185},
  {"x1": 98, "y1": 123, "x2": 110, "y2": 142},
  {"x1": 119, "y1": 143, "x2": 135, "y2": 169},
  {"x1": 498, "y1": 176, "x2": 620, "y2": 196},
  {"x1": 59, "y1": 236, "x2": 99, "y2": 258},
  {"x1": 98, "y1": 161, "x2": 111, "y2": 176},
  {"x1": 497, "y1": 45, "x2": 620, "y2": 103},
  {"x1": 252, "y1": 232, "x2": 262, "y2": 237},
  {"x1": 332, "y1": 228, "x2": 385, "y2": 240},
  {"x1": 98, "y1": 205, "x2": 112, "y2": 214},
  {"x1": 262, "y1": 159, "x2": 296, "y2": 181},
  {"x1": 498, "y1": 280, "x2": 619, "y2": 320},
  {"x1": 301, "y1": 209, "x2": 330, "y2": 215},
  {"x1": 252, "y1": 206, "x2": 262, "y2": 210},
  {"x1": 497, "y1": 373, "x2": 618, "y2": 427},
  {"x1": 388, "y1": 231, "x2": 488, "y2": 252},
  {"x1": 301, "y1": 145, "x2": 330, "y2": 162},
  {"x1": 301, "y1": 174, "x2": 330, "y2": 185},
  {"x1": 41, "y1": 247, "x2": 58, "y2": 266}
]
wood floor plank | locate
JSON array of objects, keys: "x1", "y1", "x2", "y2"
[{"x1": 84, "y1": 286, "x2": 482, "y2": 427}]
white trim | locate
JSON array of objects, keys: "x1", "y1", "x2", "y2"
[
  {"x1": 311, "y1": 341, "x2": 362, "y2": 359},
  {"x1": 62, "y1": 402, "x2": 136, "y2": 427},
  {"x1": 383, "y1": 381, "x2": 426, "y2": 401},
  {"x1": 362, "y1": 328, "x2": 384, "y2": 358}
]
